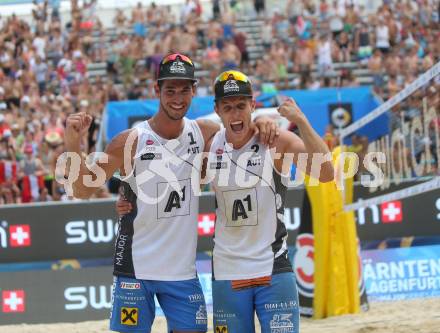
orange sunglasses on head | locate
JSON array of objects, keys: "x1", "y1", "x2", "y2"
[{"x1": 161, "y1": 53, "x2": 193, "y2": 66}]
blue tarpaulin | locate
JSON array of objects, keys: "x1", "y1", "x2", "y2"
[{"x1": 104, "y1": 87, "x2": 384, "y2": 143}]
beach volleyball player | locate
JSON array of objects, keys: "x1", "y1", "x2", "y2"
[
  {"x1": 206, "y1": 71, "x2": 334, "y2": 332},
  {"x1": 117, "y1": 70, "x2": 334, "y2": 332},
  {"x1": 62, "y1": 55, "x2": 278, "y2": 333}
]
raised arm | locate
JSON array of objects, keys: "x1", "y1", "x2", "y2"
[
  {"x1": 62, "y1": 112, "x2": 137, "y2": 199},
  {"x1": 276, "y1": 99, "x2": 334, "y2": 182}
]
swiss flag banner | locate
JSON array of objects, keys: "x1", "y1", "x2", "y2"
[
  {"x1": 381, "y1": 201, "x2": 403, "y2": 223},
  {"x1": 198, "y1": 213, "x2": 215, "y2": 236},
  {"x1": 2, "y1": 290, "x2": 25, "y2": 313},
  {"x1": 9, "y1": 225, "x2": 31, "y2": 247}
]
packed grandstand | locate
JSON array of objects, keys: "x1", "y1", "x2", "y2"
[{"x1": 0, "y1": 0, "x2": 438, "y2": 204}]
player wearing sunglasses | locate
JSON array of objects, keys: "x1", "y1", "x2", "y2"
[
  {"x1": 206, "y1": 71, "x2": 333, "y2": 333},
  {"x1": 64, "y1": 55, "x2": 279, "y2": 333},
  {"x1": 115, "y1": 69, "x2": 334, "y2": 332},
  {"x1": 205, "y1": 70, "x2": 334, "y2": 332}
]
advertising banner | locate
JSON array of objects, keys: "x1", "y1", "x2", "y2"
[
  {"x1": 354, "y1": 186, "x2": 440, "y2": 242},
  {"x1": 362, "y1": 245, "x2": 440, "y2": 301},
  {"x1": 1, "y1": 244, "x2": 438, "y2": 325},
  {"x1": 0, "y1": 266, "x2": 113, "y2": 325},
  {"x1": 0, "y1": 186, "x2": 439, "y2": 263}
]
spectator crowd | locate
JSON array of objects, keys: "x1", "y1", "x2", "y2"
[{"x1": 0, "y1": 0, "x2": 439, "y2": 204}]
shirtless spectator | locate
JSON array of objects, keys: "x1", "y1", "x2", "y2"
[
  {"x1": 294, "y1": 40, "x2": 314, "y2": 89},
  {"x1": 203, "y1": 42, "x2": 222, "y2": 71},
  {"x1": 114, "y1": 9, "x2": 127, "y2": 34},
  {"x1": 368, "y1": 49, "x2": 384, "y2": 95},
  {"x1": 133, "y1": 3, "x2": 147, "y2": 37},
  {"x1": 178, "y1": 27, "x2": 199, "y2": 58},
  {"x1": 385, "y1": 49, "x2": 402, "y2": 78},
  {"x1": 270, "y1": 40, "x2": 289, "y2": 88},
  {"x1": 0, "y1": 0, "x2": 439, "y2": 206},
  {"x1": 387, "y1": 74, "x2": 401, "y2": 98},
  {"x1": 206, "y1": 18, "x2": 224, "y2": 50},
  {"x1": 406, "y1": 46, "x2": 420, "y2": 76},
  {"x1": 336, "y1": 31, "x2": 352, "y2": 62},
  {"x1": 222, "y1": 4, "x2": 235, "y2": 40},
  {"x1": 221, "y1": 39, "x2": 241, "y2": 70}
]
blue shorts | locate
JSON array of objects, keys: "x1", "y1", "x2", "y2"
[
  {"x1": 110, "y1": 276, "x2": 207, "y2": 333},
  {"x1": 213, "y1": 272, "x2": 299, "y2": 333}
]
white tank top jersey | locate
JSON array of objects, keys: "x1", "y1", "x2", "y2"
[
  {"x1": 115, "y1": 118, "x2": 204, "y2": 281},
  {"x1": 208, "y1": 129, "x2": 293, "y2": 280}
]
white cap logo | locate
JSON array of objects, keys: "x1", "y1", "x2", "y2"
[
  {"x1": 224, "y1": 79, "x2": 240, "y2": 94},
  {"x1": 169, "y1": 60, "x2": 186, "y2": 74}
]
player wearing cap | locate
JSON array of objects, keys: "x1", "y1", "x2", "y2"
[
  {"x1": 115, "y1": 70, "x2": 335, "y2": 332},
  {"x1": 63, "y1": 55, "x2": 278, "y2": 333},
  {"x1": 205, "y1": 70, "x2": 334, "y2": 332}
]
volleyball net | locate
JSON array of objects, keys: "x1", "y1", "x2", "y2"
[{"x1": 339, "y1": 61, "x2": 440, "y2": 211}]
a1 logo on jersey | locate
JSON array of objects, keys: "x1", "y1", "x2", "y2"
[
  {"x1": 2, "y1": 290, "x2": 25, "y2": 313},
  {"x1": 9, "y1": 224, "x2": 31, "y2": 247},
  {"x1": 223, "y1": 188, "x2": 258, "y2": 227},
  {"x1": 157, "y1": 179, "x2": 191, "y2": 219}
]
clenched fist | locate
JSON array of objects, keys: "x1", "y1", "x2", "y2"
[
  {"x1": 65, "y1": 112, "x2": 93, "y2": 150},
  {"x1": 277, "y1": 98, "x2": 307, "y2": 125}
]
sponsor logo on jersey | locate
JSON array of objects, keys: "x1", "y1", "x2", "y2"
[
  {"x1": 146, "y1": 139, "x2": 154, "y2": 145},
  {"x1": 121, "y1": 307, "x2": 138, "y2": 326},
  {"x1": 215, "y1": 325, "x2": 228, "y2": 333},
  {"x1": 120, "y1": 282, "x2": 141, "y2": 290},
  {"x1": 264, "y1": 301, "x2": 297, "y2": 312},
  {"x1": 210, "y1": 162, "x2": 228, "y2": 170},
  {"x1": 196, "y1": 304, "x2": 207, "y2": 324},
  {"x1": 188, "y1": 293, "x2": 204, "y2": 303},
  {"x1": 141, "y1": 153, "x2": 162, "y2": 160},
  {"x1": 269, "y1": 313, "x2": 294, "y2": 333}
]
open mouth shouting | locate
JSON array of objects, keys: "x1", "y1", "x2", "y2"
[{"x1": 230, "y1": 120, "x2": 244, "y2": 133}]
